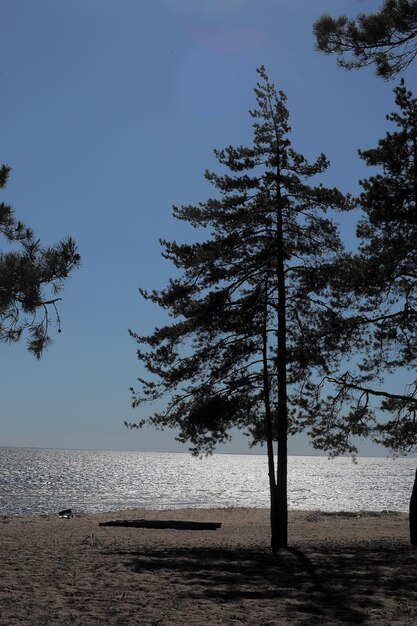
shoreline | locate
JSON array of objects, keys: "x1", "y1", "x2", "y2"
[
  {"x1": 1, "y1": 507, "x2": 416, "y2": 625},
  {"x1": 2, "y1": 503, "x2": 411, "y2": 519}
]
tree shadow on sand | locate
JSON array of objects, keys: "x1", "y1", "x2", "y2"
[{"x1": 117, "y1": 540, "x2": 417, "y2": 625}]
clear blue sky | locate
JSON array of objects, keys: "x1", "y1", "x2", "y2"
[{"x1": 1, "y1": 0, "x2": 416, "y2": 455}]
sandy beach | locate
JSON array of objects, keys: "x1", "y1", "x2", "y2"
[{"x1": 1, "y1": 507, "x2": 416, "y2": 625}]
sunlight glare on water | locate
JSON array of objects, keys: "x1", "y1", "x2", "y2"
[{"x1": 0, "y1": 448, "x2": 415, "y2": 516}]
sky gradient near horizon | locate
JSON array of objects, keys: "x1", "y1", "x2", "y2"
[{"x1": 2, "y1": 0, "x2": 416, "y2": 455}]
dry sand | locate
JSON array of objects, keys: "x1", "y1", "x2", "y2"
[{"x1": 1, "y1": 507, "x2": 416, "y2": 625}]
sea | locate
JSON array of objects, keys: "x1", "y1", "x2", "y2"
[{"x1": 0, "y1": 447, "x2": 416, "y2": 517}]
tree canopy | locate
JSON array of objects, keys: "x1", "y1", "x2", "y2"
[
  {"x1": 0, "y1": 164, "x2": 80, "y2": 358},
  {"x1": 313, "y1": 0, "x2": 417, "y2": 78},
  {"x1": 127, "y1": 67, "x2": 349, "y2": 549},
  {"x1": 303, "y1": 80, "x2": 417, "y2": 458}
]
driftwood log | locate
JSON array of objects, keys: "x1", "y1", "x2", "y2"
[{"x1": 98, "y1": 519, "x2": 221, "y2": 530}]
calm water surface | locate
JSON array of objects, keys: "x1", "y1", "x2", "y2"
[{"x1": 0, "y1": 447, "x2": 415, "y2": 516}]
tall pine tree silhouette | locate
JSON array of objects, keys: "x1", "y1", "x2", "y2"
[{"x1": 128, "y1": 68, "x2": 349, "y2": 550}]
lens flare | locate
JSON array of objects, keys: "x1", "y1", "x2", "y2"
[{"x1": 175, "y1": 27, "x2": 261, "y2": 118}]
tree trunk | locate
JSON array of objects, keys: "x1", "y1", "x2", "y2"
[
  {"x1": 275, "y1": 175, "x2": 288, "y2": 550},
  {"x1": 276, "y1": 414, "x2": 288, "y2": 548},
  {"x1": 409, "y1": 468, "x2": 417, "y2": 545},
  {"x1": 270, "y1": 486, "x2": 280, "y2": 552},
  {"x1": 261, "y1": 278, "x2": 280, "y2": 552}
]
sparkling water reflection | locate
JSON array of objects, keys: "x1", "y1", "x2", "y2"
[{"x1": 0, "y1": 447, "x2": 415, "y2": 516}]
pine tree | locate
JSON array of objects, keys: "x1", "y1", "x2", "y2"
[
  {"x1": 303, "y1": 81, "x2": 417, "y2": 543},
  {"x1": 314, "y1": 0, "x2": 417, "y2": 79},
  {"x1": 0, "y1": 164, "x2": 80, "y2": 358},
  {"x1": 127, "y1": 68, "x2": 349, "y2": 551}
]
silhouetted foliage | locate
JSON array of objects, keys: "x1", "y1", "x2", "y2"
[
  {"x1": 299, "y1": 81, "x2": 417, "y2": 542},
  {"x1": 127, "y1": 68, "x2": 349, "y2": 550},
  {"x1": 0, "y1": 165, "x2": 80, "y2": 358},
  {"x1": 314, "y1": 0, "x2": 417, "y2": 78},
  {"x1": 303, "y1": 81, "x2": 417, "y2": 458}
]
